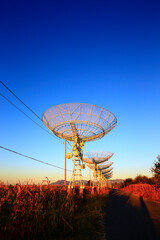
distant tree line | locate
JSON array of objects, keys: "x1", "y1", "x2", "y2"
[
  {"x1": 120, "y1": 175, "x2": 158, "y2": 188},
  {"x1": 120, "y1": 155, "x2": 160, "y2": 188},
  {"x1": 151, "y1": 155, "x2": 160, "y2": 182},
  {"x1": 86, "y1": 155, "x2": 160, "y2": 188}
]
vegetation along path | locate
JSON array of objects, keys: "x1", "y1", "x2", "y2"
[{"x1": 104, "y1": 189, "x2": 160, "y2": 240}]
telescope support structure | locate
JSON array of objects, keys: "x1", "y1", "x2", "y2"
[
  {"x1": 69, "y1": 157, "x2": 84, "y2": 189},
  {"x1": 68, "y1": 138, "x2": 85, "y2": 189}
]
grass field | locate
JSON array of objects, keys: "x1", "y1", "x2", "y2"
[
  {"x1": 122, "y1": 184, "x2": 160, "y2": 202},
  {"x1": 0, "y1": 183, "x2": 108, "y2": 240}
]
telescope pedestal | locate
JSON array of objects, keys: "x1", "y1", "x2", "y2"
[
  {"x1": 68, "y1": 157, "x2": 84, "y2": 189},
  {"x1": 93, "y1": 172, "x2": 99, "y2": 187}
]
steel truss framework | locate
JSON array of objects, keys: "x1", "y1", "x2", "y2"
[
  {"x1": 69, "y1": 158, "x2": 84, "y2": 188},
  {"x1": 97, "y1": 163, "x2": 113, "y2": 187},
  {"x1": 83, "y1": 151, "x2": 114, "y2": 187},
  {"x1": 42, "y1": 103, "x2": 117, "y2": 188}
]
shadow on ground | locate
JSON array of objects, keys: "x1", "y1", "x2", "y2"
[{"x1": 104, "y1": 189, "x2": 160, "y2": 240}]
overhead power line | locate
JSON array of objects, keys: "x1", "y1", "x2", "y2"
[
  {"x1": 0, "y1": 81, "x2": 64, "y2": 142},
  {"x1": 0, "y1": 145, "x2": 89, "y2": 178},
  {"x1": 0, "y1": 93, "x2": 55, "y2": 138},
  {"x1": 0, "y1": 145, "x2": 72, "y2": 172},
  {"x1": 0, "y1": 81, "x2": 90, "y2": 179},
  {"x1": 0, "y1": 80, "x2": 42, "y2": 121},
  {"x1": 0, "y1": 81, "x2": 71, "y2": 150}
]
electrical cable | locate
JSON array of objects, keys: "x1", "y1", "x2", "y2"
[
  {"x1": 0, "y1": 92, "x2": 71, "y2": 151},
  {"x1": 0, "y1": 93, "x2": 55, "y2": 138},
  {"x1": 0, "y1": 81, "x2": 88, "y2": 176},
  {"x1": 0, "y1": 80, "x2": 67, "y2": 144},
  {"x1": 0, "y1": 145, "x2": 89, "y2": 178},
  {"x1": 0, "y1": 145, "x2": 72, "y2": 172},
  {"x1": 0, "y1": 81, "x2": 42, "y2": 121}
]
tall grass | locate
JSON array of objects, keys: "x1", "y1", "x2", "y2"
[
  {"x1": 122, "y1": 184, "x2": 160, "y2": 202},
  {"x1": 0, "y1": 183, "x2": 84, "y2": 240}
]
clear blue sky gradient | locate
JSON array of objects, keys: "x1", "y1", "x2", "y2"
[{"x1": 0, "y1": 0, "x2": 160, "y2": 184}]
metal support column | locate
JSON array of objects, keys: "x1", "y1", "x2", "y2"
[{"x1": 65, "y1": 140, "x2": 66, "y2": 186}]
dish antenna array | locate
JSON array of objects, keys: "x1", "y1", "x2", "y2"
[
  {"x1": 83, "y1": 151, "x2": 113, "y2": 187},
  {"x1": 42, "y1": 103, "x2": 117, "y2": 188}
]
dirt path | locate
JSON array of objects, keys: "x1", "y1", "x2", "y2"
[{"x1": 104, "y1": 189, "x2": 160, "y2": 240}]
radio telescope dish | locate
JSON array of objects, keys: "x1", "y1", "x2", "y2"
[
  {"x1": 83, "y1": 151, "x2": 113, "y2": 164},
  {"x1": 104, "y1": 172, "x2": 113, "y2": 178},
  {"x1": 104, "y1": 173, "x2": 113, "y2": 178},
  {"x1": 42, "y1": 103, "x2": 117, "y2": 188},
  {"x1": 83, "y1": 151, "x2": 114, "y2": 187},
  {"x1": 97, "y1": 161, "x2": 113, "y2": 170},
  {"x1": 105, "y1": 176, "x2": 112, "y2": 180},
  {"x1": 42, "y1": 103, "x2": 117, "y2": 142},
  {"x1": 102, "y1": 167, "x2": 113, "y2": 174},
  {"x1": 96, "y1": 162, "x2": 113, "y2": 186}
]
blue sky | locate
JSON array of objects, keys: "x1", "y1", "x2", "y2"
[{"x1": 0, "y1": 0, "x2": 160, "y2": 184}]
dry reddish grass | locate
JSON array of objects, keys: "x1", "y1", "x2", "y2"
[
  {"x1": 0, "y1": 183, "x2": 109, "y2": 240},
  {"x1": 122, "y1": 184, "x2": 160, "y2": 202}
]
